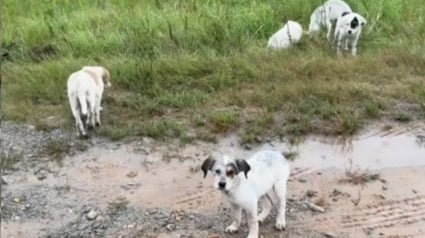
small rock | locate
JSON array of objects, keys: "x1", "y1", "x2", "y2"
[
  {"x1": 127, "y1": 171, "x2": 138, "y2": 178},
  {"x1": 207, "y1": 234, "x2": 221, "y2": 238},
  {"x1": 412, "y1": 189, "x2": 418, "y2": 194},
  {"x1": 382, "y1": 186, "x2": 388, "y2": 191},
  {"x1": 34, "y1": 168, "x2": 49, "y2": 181},
  {"x1": 127, "y1": 223, "x2": 136, "y2": 229},
  {"x1": 304, "y1": 201, "x2": 325, "y2": 213},
  {"x1": 1, "y1": 176, "x2": 7, "y2": 185},
  {"x1": 96, "y1": 215, "x2": 106, "y2": 221},
  {"x1": 322, "y1": 232, "x2": 336, "y2": 238},
  {"x1": 297, "y1": 177, "x2": 307, "y2": 183},
  {"x1": 86, "y1": 210, "x2": 98, "y2": 220},
  {"x1": 13, "y1": 198, "x2": 21, "y2": 203},
  {"x1": 166, "y1": 223, "x2": 175, "y2": 231},
  {"x1": 306, "y1": 190, "x2": 317, "y2": 197}
]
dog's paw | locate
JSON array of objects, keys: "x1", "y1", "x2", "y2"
[
  {"x1": 225, "y1": 224, "x2": 239, "y2": 233},
  {"x1": 258, "y1": 217, "x2": 266, "y2": 224},
  {"x1": 275, "y1": 221, "x2": 286, "y2": 231}
]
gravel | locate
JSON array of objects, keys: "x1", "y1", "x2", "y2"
[{"x1": 1, "y1": 121, "x2": 325, "y2": 238}]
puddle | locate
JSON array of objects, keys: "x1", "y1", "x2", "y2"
[{"x1": 215, "y1": 123, "x2": 425, "y2": 173}]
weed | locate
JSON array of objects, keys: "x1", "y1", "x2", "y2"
[
  {"x1": 43, "y1": 139, "x2": 71, "y2": 166},
  {"x1": 313, "y1": 195, "x2": 328, "y2": 208},
  {"x1": 282, "y1": 151, "x2": 299, "y2": 161},
  {"x1": 208, "y1": 110, "x2": 239, "y2": 133},
  {"x1": 107, "y1": 196, "x2": 129, "y2": 216},
  {"x1": 0, "y1": 152, "x2": 23, "y2": 171},
  {"x1": 393, "y1": 112, "x2": 411, "y2": 122},
  {"x1": 339, "y1": 168, "x2": 381, "y2": 185}
]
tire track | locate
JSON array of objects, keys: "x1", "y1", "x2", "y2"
[{"x1": 293, "y1": 195, "x2": 425, "y2": 237}]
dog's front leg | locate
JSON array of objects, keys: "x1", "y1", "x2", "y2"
[
  {"x1": 246, "y1": 204, "x2": 259, "y2": 238},
  {"x1": 336, "y1": 37, "x2": 343, "y2": 56},
  {"x1": 225, "y1": 204, "x2": 241, "y2": 233},
  {"x1": 326, "y1": 20, "x2": 333, "y2": 41},
  {"x1": 351, "y1": 34, "x2": 360, "y2": 56}
]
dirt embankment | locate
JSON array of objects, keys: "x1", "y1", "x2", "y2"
[{"x1": 1, "y1": 121, "x2": 425, "y2": 238}]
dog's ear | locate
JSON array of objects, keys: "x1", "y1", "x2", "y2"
[
  {"x1": 235, "y1": 159, "x2": 251, "y2": 178},
  {"x1": 201, "y1": 156, "x2": 215, "y2": 178}
]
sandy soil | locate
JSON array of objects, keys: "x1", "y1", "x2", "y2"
[{"x1": 1, "y1": 122, "x2": 425, "y2": 238}]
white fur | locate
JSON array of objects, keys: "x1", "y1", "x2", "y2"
[
  {"x1": 308, "y1": 0, "x2": 352, "y2": 40},
  {"x1": 267, "y1": 20, "x2": 303, "y2": 50},
  {"x1": 333, "y1": 12, "x2": 367, "y2": 56},
  {"x1": 67, "y1": 66, "x2": 111, "y2": 138},
  {"x1": 202, "y1": 150, "x2": 290, "y2": 238}
]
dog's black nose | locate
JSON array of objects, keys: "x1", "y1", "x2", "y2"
[
  {"x1": 218, "y1": 182, "x2": 226, "y2": 189},
  {"x1": 348, "y1": 30, "x2": 352, "y2": 34}
]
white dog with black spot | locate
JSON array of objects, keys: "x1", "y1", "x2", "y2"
[
  {"x1": 308, "y1": 0, "x2": 352, "y2": 41},
  {"x1": 201, "y1": 150, "x2": 290, "y2": 238},
  {"x1": 334, "y1": 12, "x2": 367, "y2": 56}
]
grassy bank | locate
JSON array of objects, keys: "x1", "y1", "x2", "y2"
[{"x1": 2, "y1": 0, "x2": 425, "y2": 143}]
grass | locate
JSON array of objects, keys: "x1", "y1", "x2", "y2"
[
  {"x1": 2, "y1": 0, "x2": 425, "y2": 143},
  {"x1": 43, "y1": 139, "x2": 71, "y2": 166},
  {"x1": 0, "y1": 152, "x2": 23, "y2": 171}
]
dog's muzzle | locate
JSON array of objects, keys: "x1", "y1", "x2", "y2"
[
  {"x1": 218, "y1": 182, "x2": 226, "y2": 190},
  {"x1": 348, "y1": 30, "x2": 352, "y2": 34}
]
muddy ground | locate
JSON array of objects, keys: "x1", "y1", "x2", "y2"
[{"x1": 1, "y1": 121, "x2": 425, "y2": 238}]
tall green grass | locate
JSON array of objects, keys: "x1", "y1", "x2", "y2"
[{"x1": 2, "y1": 0, "x2": 425, "y2": 142}]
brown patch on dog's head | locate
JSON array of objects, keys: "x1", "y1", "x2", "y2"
[
  {"x1": 201, "y1": 156, "x2": 215, "y2": 178},
  {"x1": 225, "y1": 163, "x2": 238, "y2": 178},
  {"x1": 102, "y1": 68, "x2": 111, "y2": 88}
]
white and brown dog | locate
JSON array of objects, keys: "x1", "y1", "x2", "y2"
[
  {"x1": 201, "y1": 150, "x2": 290, "y2": 238},
  {"x1": 308, "y1": 0, "x2": 352, "y2": 41},
  {"x1": 67, "y1": 66, "x2": 111, "y2": 138},
  {"x1": 333, "y1": 12, "x2": 367, "y2": 56},
  {"x1": 267, "y1": 20, "x2": 303, "y2": 50}
]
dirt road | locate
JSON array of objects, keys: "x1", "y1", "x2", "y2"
[{"x1": 1, "y1": 121, "x2": 425, "y2": 238}]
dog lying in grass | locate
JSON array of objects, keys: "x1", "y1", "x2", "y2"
[
  {"x1": 308, "y1": 0, "x2": 352, "y2": 41},
  {"x1": 67, "y1": 66, "x2": 111, "y2": 138},
  {"x1": 201, "y1": 150, "x2": 290, "y2": 238},
  {"x1": 267, "y1": 20, "x2": 303, "y2": 50},
  {"x1": 333, "y1": 12, "x2": 367, "y2": 56}
]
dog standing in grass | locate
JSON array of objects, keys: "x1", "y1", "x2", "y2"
[
  {"x1": 308, "y1": 0, "x2": 352, "y2": 41},
  {"x1": 67, "y1": 66, "x2": 111, "y2": 138},
  {"x1": 334, "y1": 12, "x2": 367, "y2": 56},
  {"x1": 201, "y1": 150, "x2": 290, "y2": 238},
  {"x1": 267, "y1": 20, "x2": 303, "y2": 50}
]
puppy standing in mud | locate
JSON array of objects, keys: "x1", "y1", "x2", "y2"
[{"x1": 201, "y1": 150, "x2": 290, "y2": 238}]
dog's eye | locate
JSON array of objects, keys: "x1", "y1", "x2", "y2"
[
  {"x1": 226, "y1": 170, "x2": 235, "y2": 177},
  {"x1": 215, "y1": 169, "x2": 221, "y2": 175}
]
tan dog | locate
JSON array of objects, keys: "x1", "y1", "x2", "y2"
[{"x1": 67, "y1": 66, "x2": 111, "y2": 138}]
